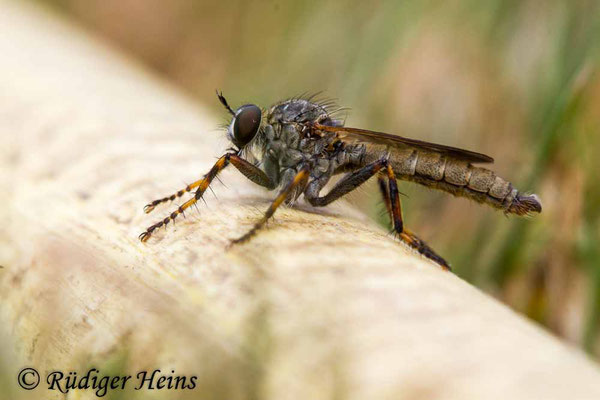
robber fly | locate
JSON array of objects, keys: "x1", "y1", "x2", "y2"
[{"x1": 139, "y1": 92, "x2": 542, "y2": 270}]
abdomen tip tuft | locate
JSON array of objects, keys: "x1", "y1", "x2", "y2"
[{"x1": 509, "y1": 193, "x2": 542, "y2": 215}]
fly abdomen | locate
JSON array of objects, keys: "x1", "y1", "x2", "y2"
[{"x1": 384, "y1": 149, "x2": 541, "y2": 215}]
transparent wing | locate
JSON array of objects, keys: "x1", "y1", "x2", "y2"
[{"x1": 316, "y1": 123, "x2": 494, "y2": 164}]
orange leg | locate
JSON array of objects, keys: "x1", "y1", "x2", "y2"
[
  {"x1": 144, "y1": 180, "x2": 201, "y2": 214},
  {"x1": 231, "y1": 167, "x2": 310, "y2": 244},
  {"x1": 381, "y1": 164, "x2": 451, "y2": 270},
  {"x1": 139, "y1": 154, "x2": 231, "y2": 242},
  {"x1": 139, "y1": 153, "x2": 276, "y2": 242},
  {"x1": 143, "y1": 154, "x2": 274, "y2": 214}
]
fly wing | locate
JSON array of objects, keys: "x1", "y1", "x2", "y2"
[{"x1": 316, "y1": 123, "x2": 494, "y2": 164}]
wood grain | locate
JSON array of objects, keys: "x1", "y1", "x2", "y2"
[{"x1": 1, "y1": 2, "x2": 599, "y2": 399}]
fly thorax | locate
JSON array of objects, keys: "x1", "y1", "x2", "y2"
[
  {"x1": 280, "y1": 148, "x2": 305, "y2": 168},
  {"x1": 262, "y1": 124, "x2": 286, "y2": 159},
  {"x1": 263, "y1": 124, "x2": 277, "y2": 142},
  {"x1": 312, "y1": 158, "x2": 331, "y2": 178},
  {"x1": 344, "y1": 144, "x2": 367, "y2": 165},
  {"x1": 268, "y1": 99, "x2": 330, "y2": 124},
  {"x1": 280, "y1": 124, "x2": 301, "y2": 149}
]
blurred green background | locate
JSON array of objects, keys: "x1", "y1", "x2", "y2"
[{"x1": 37, "y1": 0, "x2": 600, "y2": 356}]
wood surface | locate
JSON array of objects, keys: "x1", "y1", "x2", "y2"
[{"x1": 1, "y1": 2, "x2": 600, "y2": 399}]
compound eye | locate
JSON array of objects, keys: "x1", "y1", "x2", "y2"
[{"x1": 233, "y1": 104, "x2": 261, "y2": 146}]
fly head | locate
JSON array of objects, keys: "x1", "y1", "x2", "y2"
[{"x1": 217, "y1": 92, "x2": 262, "y2": 149}]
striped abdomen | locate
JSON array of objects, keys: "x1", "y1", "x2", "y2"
[{"x1": 367, "y1": 148, "x2": 541, "y2": 215}]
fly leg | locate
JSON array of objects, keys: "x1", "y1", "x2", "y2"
[
  {"x1": 380, "y1": 164, "x2": 451, "y2": 270},
  {"x1": 139, "y1": 153, "x2": 274, "y2": 242},
  {"x1": 232, "y1": 167, "x2": 310, "y2": 244},
  {"x1": 143, "y1": 177, "x2": 203, "y2": 214},
  {"x1": 304, "y1": 159, "x2": 449, "y2": 269},
  {"x1": 304, "y1": 159, "x2": 390, "y2": 206},
  {"x1": 143, "y1": 154, "x2": 275, "y2": 214}
]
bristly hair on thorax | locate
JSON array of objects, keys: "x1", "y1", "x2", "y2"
[{"x1": 281, "y1": 91, "x2": 350, "y2": 121}]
